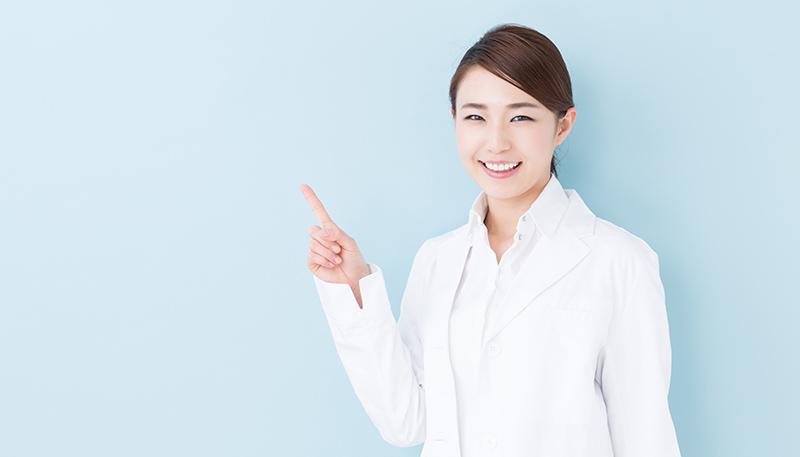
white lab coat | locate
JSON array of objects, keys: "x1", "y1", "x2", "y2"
[{"x1": 313, "y1": 187, "x2": 682, "y2": 457}]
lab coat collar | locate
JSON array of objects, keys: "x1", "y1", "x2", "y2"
[
  {"x1": 467, "y1": 172, "x2": 569, "y2": 245},
  {"x1": 430, "y1": 179, "x2": 598, "y2": 347}
]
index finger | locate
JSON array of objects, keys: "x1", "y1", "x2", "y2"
[{"x1": 300, "y1": 183, "x2": 333, "y2": 224}]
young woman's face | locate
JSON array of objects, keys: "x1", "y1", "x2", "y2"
[{"x1": 451, "y1": 65, "x2": 574, "y2": 200}]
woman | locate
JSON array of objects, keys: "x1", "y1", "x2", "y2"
[{"x1": 301, "y1": 23, "x2": 682, "y2": 457}]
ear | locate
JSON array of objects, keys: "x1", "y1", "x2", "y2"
[
  {"x1": 450, "y1": 107, "x2": 456, "y2": 119},
  {"x1": 555, "y1": 107, "x2": 577, "y2": 145}
]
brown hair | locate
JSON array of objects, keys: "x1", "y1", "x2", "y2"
[{"x1": 449, "y1": 23, "x2": 575, "y2": 178}]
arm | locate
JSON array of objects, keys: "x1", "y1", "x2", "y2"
[
  {"x1": 312, "y1": 240, "x2": 433, "y2": 447},
  {"x1": 596, "y1": 244, "x2": 682, "y2": 457}
]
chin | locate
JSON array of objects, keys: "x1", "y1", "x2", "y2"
[{"x1": 480, "y1": 184, "x2": 526, "y2": 200}]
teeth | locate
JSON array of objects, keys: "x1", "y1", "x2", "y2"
[{"x1": 483, "y1": 161, "x2": 520, "y2": 171}]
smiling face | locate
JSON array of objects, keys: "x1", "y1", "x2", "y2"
[{"x1": 451, "y1": 65, "x2": 576, "y2": 201}]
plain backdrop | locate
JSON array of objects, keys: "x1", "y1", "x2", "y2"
[{"x1": 1, "y1": 1, "x2": 798, "y2": 456}]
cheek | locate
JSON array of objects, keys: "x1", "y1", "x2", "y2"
[
  {"x1": 513, "y1": 130, "x2": 554, "y2": 158},
  {"x1": 455, "y1": 129, "x2": 481, "y2": 157},
  {"x1": 513, "y1": 126, "x2": 550, "y2": 145}
]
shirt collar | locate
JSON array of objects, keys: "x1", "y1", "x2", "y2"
[{"x1": 467, "y1": 173, "x2": 570, "y2": 244}]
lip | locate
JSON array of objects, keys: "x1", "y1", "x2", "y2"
[{"x1": 479, "y1": 160, "x2": 522, "y2": 179}]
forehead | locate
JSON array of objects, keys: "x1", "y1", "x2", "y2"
[{"x1": 457, "y1": 66, "x2": 540, "y2": 107}]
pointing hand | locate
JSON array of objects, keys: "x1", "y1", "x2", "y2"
[{"x1": 301, "y1": 183, "x2": 371, "y2": 307}]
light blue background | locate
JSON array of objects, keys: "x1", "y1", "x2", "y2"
[{"x1": 1, "y1": 1, "x2": 798, "y2": 456}]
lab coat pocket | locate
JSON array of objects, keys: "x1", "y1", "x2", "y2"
[{"x1": 547, "y1": 307, "x2": 598, "y2": 347}]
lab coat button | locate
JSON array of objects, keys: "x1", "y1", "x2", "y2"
[
  {"x1": 522, "y1": 214, "x2": 527, "y2": 222},
  {"x1": 485, "y1": 435, "x2": 497, "y2": 448},
  {"x1": 487, "y1": 342, "x2": 501, "y2": 357},
  {"x1": 517, "y1": 233, "x2": 523, "y2": 240}
]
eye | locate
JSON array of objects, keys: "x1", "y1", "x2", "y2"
[{"x1": 463, "y1": 114, "x2": 533, "y2": 122}]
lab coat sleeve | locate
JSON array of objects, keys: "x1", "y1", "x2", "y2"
[
  {"x1": 312, "y1": 241, "x2": 433, "y2": 447},
  {"x1": 597, "y1": 244, "x2": 682, "y2": 457}
]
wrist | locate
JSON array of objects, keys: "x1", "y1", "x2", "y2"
[
  {"x1": 348, "y1": 265, "x2": 371, "y2": 308},
  {"x1": 350, "y1": 264, "x2": 371, "y2": 286}
]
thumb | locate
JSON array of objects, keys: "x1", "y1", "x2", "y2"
[{"x1": 320, "y1": 221, "x2": 355, "y2": 249}]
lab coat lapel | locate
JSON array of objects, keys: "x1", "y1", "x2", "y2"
[
  {"x1": 480, "y1": 231, "x2": 590, "y2": 345},
  {"x1": 426, "y1": 189, "x2": 596, "y2": 348},
  {"x1": 428, "y1": 227, "x2": 472, "y2": 346},
  {"x1": 481, "y1": 189, "x2": 596, "y2": 345},
  {"x1": 423, "y1": 227, "x2": 471, "y2": 454}
]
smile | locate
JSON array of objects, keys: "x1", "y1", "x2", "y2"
[{"x1": 479, "y1": 160, "x2": 522, "y2": 179}]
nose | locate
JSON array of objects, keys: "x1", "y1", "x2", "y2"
[{"x1": 486, "y1": 123, "x2": 511, "y2": 154}]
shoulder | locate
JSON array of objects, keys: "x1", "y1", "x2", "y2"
[
  {"x1": 404, "y1": 223, "x2": 470, "y2": 271},
  {"x1": 563, "y1": 188, "x2": 658, "y2": 268},
  {"x1": 419, "y1": 223, "x2": 469, "y2": 254},
  {"x1": 590, "y1": 216, "x2": 660, "y2": 276}
]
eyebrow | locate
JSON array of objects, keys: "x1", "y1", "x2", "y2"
[{"x1": 459, "y1": 102, "x2": 542, "y2": 110}]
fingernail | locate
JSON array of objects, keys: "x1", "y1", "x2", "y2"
[
  {"x1": 335, "y1": 256, "x2": 342, "y2": 263},
  {"x1": 332, "y1": 244, "x2": 340, "y2": 253}
]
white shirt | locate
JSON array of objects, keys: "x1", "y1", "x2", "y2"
[{"x1": 450, "y1": 173, "x2": 565, "y2": 456}]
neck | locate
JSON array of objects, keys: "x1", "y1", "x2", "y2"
[{"x1": 484, "y1": 175, "x2": 551, "y2": 239}]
